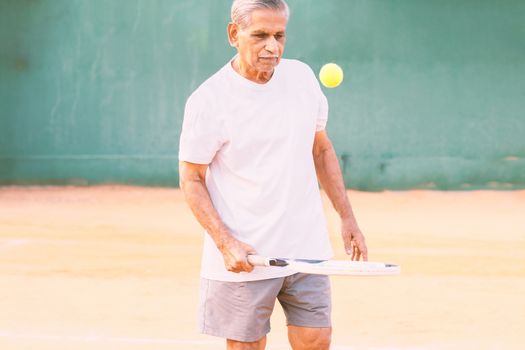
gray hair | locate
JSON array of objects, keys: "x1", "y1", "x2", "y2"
[{"x1": 231, "y1": 0, "x2": 290, "y2": 29}]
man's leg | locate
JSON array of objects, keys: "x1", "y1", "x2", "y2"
[
  {"x1": 287, "y1": 326, "x2": 331, "y2": 350},
  {"x1": 227, "y1": 336, "x2": 267, "y2": 350},
  {"x1": 277, "y1": 274, "x2": 332, "y2": 350},
  {"x1": 198, "y1": 278, "x2": 284, "y2": 347}
]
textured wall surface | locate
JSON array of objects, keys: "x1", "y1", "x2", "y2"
[{"x1": 1, "y1": 0, "x2": 524, "y2": 190}]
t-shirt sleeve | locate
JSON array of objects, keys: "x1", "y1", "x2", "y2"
[
  {"x1": 178, "y1": 93, "x2": 224, "y2": 164},
  {"x1": 306, "y1": 63, "x2": 329, "y2": 132},
  {"x1": 316, "y1": 91, "x2": 329, "y2": 131}
]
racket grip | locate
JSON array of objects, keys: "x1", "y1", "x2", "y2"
[{"x1": 247, "y1": 255, "x2": 271, "y2": 267}]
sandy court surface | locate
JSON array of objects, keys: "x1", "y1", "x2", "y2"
[{"x1": 0, "y1": 186, "x2": 524, "y2": 350}]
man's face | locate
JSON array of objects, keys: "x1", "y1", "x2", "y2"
[{"x1": 229, "y1": 9, "x2": 287, "y2": 75}]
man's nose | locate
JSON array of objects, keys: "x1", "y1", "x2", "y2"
[{"x1": 265, "y1": 36, "x2": 278, "y2": 53}]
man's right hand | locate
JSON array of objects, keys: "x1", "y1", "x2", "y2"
[{"x1": 219, "y1": 236, "x2": 257, "y2": 273}]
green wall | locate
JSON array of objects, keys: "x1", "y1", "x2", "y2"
[{"x1": 1, "y1": 0, "x2": 524, "y2": 190}]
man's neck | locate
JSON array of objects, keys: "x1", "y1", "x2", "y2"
[{"x1": 232, "y1": 57, "x2": 274, "y2": 84}]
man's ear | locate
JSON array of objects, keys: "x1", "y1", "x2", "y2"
[{"x1": 227, "y1": 22, "x2": 240, "y2": 48}]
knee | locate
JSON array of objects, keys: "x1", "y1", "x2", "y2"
[
  {"x1": 307, "y1": 328, "x2": 331, "y2": 350},
  {"x1": 290, "y1": 327, "x2": 331, "y2": 350}
]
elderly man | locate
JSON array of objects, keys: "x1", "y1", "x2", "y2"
[{"x1": 179, "y1": 0, "x2": 367, "y2": 349}]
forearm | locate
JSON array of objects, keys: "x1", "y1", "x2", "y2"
[
  {"x1": 314, "y1": 146, "x2": 360, "y2": 229},
  {"x1": 180, "y1": 177, "x2": 233, "y2": 251},
  {"x1": 179, "y1": 161, "x2": 255, "y2": 272}
]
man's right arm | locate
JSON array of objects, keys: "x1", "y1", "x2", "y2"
[{"x1": 179, "y1": 161, "x2": 256, "y2": 273}]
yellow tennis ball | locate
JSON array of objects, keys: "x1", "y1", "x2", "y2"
[{"x1": 319, "y1": 63, "x2": 344, "y2": 88}]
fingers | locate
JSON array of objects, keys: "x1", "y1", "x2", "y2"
[
  {"x1": 227, "y1": 258, "x2": 254, "y2": 273},
  {"x1": 360, "y1": 242, "x2": 368, "y2": 261},
  {"x1": 354, "y1": 243, "x2": 368, "y2": 261},
  {"x1": 345, "y1": 235, "x2": 368, "y2": 261},
  {"x1": 346, "y1": 243, "x2": 360, "y2": 260},
  {"x1": 352, "y1": 243, "x2": 360, "y2": 261},
  {"x1": 353, "y1": 239, "x2": 369, "y2": 261},
  {"x1": 222, "y1": 241, "x2": 257, "y2": 273}
]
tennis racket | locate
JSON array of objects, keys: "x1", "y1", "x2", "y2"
[{"x1": 247, "y1": 255, "x2": 400, "y2": 276}]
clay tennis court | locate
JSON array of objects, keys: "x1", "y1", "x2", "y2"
[{"x1": 0, "y1": 186, "x2": 524, "y2": 349}]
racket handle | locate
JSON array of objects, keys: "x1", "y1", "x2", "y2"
[{"x1": 247, "y1": 255, "x2": 271, "y2": 267}]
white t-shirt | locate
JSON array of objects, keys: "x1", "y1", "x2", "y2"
[{"x1": 179, "y1": 57, "x2": 333, "y2": 282}]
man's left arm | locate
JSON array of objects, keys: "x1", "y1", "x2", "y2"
[{"x1": 312, "y1": 130, "x2": 368, "y2": 261}]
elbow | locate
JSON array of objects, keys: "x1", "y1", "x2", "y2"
[
  {"x1": 178, "y1": 171, "x2": 205, "y2": 194},
  {"x1": 179, "y1": 173, "x2": 196, "y2": 192},
  {"x1": 313, "y1": 145, "x2": 332, "y2": 161},
  {"x1": 178, "y1": 161, "x2": 208, "y2": 192}
]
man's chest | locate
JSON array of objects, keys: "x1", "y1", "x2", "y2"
[{"x1": 220, "y1": 90, "x2": 318, "y2": 151}]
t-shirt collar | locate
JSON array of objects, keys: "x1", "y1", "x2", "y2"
[{"x1": 226, "y1": 55, "x2": 281, "y2": 91}]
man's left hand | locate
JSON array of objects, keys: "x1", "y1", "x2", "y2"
[{"x1": 341, "y1": 220, "x2": 368, "y2": 261}]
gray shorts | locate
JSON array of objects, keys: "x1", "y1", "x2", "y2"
[{"x1": 198, "y1": 273, "x2": 331, "y2": 342}]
